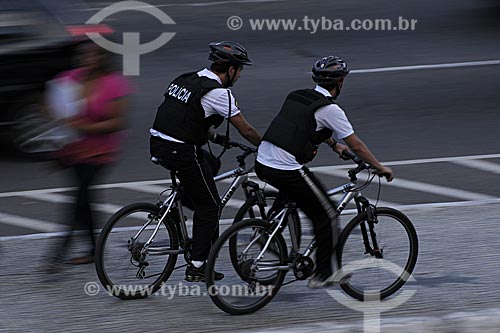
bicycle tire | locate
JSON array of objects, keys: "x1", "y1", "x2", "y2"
[
  {"x1": 206, "y1": 218, "x2": 288, "y2": 315},
  {"x1": 337, "y1": 207, "x2": 418, "y2": 301},
  {"x1": 95, "y1": 203, "x2": 179, "y2": 300}
]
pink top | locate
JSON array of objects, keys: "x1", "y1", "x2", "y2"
[{"x1": 56, "y1": 68, "x2": 133, "y2": 165}]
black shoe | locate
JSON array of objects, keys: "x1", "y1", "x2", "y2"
[
  {"x1": 307, "y1": 271, "x2": 352, "y2": 289},
  {"x1": 185, "y1": 262, "x2": 224, "y2": 282}
]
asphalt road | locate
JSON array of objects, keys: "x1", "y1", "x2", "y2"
[{"x1": 0, "y1": 0, "x2": 500, "y2": 331}]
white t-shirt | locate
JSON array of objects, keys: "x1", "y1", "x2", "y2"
[
  {"x1": 257, "y1": 85, "x2": 354, "y2": 170},
  {"x1": 150, "y1": 68, "x2": 240, "y2": 142}
]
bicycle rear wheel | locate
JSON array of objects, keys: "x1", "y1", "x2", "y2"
[
  {"x1": 95, "y1": 203, "x2": 179, "y2": 299},
  {"x1": 337, "y1": 207, "x2": 418, "y2": 301},
  {"x1": 206, "y1": 219, "x2": 288, "y2": 315}
]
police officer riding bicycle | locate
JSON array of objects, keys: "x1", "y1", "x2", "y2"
[
  {"x1": 255, "y1": 55, "x2": 393, "y2": 288},
  {"x1": 150, "y1": 41, "x2": 261, "y2": 282}
]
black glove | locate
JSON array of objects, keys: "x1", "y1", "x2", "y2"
[{"x1": 212, "y1": 134, "x2": 229, "y2": 146}]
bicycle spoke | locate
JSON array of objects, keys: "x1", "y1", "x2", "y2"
[
  {"x1": 338, "y1": 208, "x2": 418, "y2": 300},
  {"x1": 95, "y1": 203, "x2": 179, "y2": 299},
  {"x1": 206, "y1": 219, "x2": 288, "y2": 314}
]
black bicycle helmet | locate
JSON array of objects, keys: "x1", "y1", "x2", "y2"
[
  {"x1": 312, "y1": 56, "x2": 349, "y2": 85},
  {"x1": 208, "y1": 41, "x2": 253, "y2": 66}
]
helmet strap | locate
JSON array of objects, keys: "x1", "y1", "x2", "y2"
[
  {"x1": 223, "y1": 65, "x2": 238, "y2": 88},
  {"x1": 332, "y1": 81, "x2": 343, "y2": 99}
]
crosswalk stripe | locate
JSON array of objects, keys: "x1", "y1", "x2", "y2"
[
  {"x1": 0, "y1": 212, "x2": 62, "y2": 233},
  {"x1": 3, "y1": 199, "x2": 500, "y2": 240},
  {"x1": 0, "y1": 218, "x2": 236, "y2": 241},
  {"x1": 314, "y1": 168, "x2": 497, "y2": 201},
  {"x1": 21, "y1": 193, "x2": 124, "y2": 216},
  {"x1": 2, "y1": 153, "x2": 500, "y2": 199},
  {"x1": 120, "y1": 184, "x2": 169, "y2": 194},
  {"x1": 451, "y1": 159, "x2": 500, "y2": 175},
  {"x1": 20, "y1": 191, "x2": 244, "y2": 219},
  {"x1": 22, "y1": 192, "x2": 73, "y2": 204}
]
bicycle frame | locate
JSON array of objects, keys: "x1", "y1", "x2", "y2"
[
  {"x1": 215, "y1": 165, "x2": 253, "y2": 208},
  {"x1": 251, "y1": 177, "x2": 372, "y2": 270},
  {"x1": 134, "y1": 157, "x2": 258, "y2": 258}
]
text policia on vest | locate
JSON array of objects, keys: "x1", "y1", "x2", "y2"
[{"x1": 166, "y1": 83, "x2": 192, "y2": 103}]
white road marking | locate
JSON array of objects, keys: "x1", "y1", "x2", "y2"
[
  {"x1": 350, "y1": 59, "x2": 500, "y2": 74},
  {"x1": 22, "y1": 192, "x2": 73, "y2": 204},
  {"x1": 120, "y1": 184, "x2": 169, "y2": 194},
  {"x1": 91, "y1": 179, "x2": 170, "y2": 190},
  {"x1": 451, "y1": 159, "x2": 500, "y2": 175},
  {"x1": 380, "y1": 153, "x2": 500, "y2": 167},
  {"x1": 21, "y1": 193, "x2": 124, "y2": 216},
  {"x1": 0, "y1": 212, "x2": 62, "y2": 233},
  {"x1": 387, "y1": 178, "x2": 496, "y2": 201},
  {"x1": 0, "y1": 187, "x2": 76, "y2": 199},
  {"x1": 0, "y1": 218, "x2": 235, "y2": 241},
  {"x1": 314, "y1": 168, "x2": 497, "y2": 201},
  {"x1": 3, "y1": 198, "x2": 500, "y2": 240},
  {"x1": 2, "y1": 153, "x2": 500, "y2": 236},
  {"x1": 2, "y1": 153, "x2": 499, "y2": 199}
]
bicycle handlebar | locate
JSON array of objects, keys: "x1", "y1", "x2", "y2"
[
  {"x1": 341, "y1": 150, "x2": 374, "y2": 180},
  {"x1": 226, "y1": 140, "x2": 257, "y2": 154},
  {"x1": 219, "y1": 140, "x2": 257, "y2": 166}
]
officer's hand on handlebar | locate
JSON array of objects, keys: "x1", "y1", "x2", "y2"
[
  {"x1": 375, "y1": 165, "x2": 394, "y2": 182},
  {"x1": 341, "y1": 149, "x2": 359, "y2": 162},
  {"x1": 212, "y1": 134, "x2": 230, "y2": 147},
  {"x1": 341, "y1": 150, "x2": 394, "y2": 182},
  {"x1": 332, "y1": 143, "x2": 350, "y2": 160}
]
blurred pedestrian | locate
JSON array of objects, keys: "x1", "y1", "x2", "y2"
[{"x1": 44, "y1": 40, "x2": 133, "y2": 267}]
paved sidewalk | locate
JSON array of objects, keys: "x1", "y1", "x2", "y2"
[{"x1": 1, "y1": 203, "x2": 500, "y2": 332}]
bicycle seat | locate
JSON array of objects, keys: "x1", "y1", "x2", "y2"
[
  {"x1": 151, "y1": 157, "x2": 179, "y2": 172},
  {"x1": 151, "y1": 156, "x2": 169, "y2": 168},
  {"x1": 151, "y1": 157, "x2": 180, "y2": 182}
]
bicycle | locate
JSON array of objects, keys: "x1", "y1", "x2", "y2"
[
  {"x1": 205, "y1": 152, "x2": 419, "y2": 314},
  {"x1": 94, "y1": 141, "x2": 276, "y2": 299}
]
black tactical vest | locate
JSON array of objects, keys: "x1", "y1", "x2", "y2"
[
  {"x1": 152, "y1": 71, "x2": 224, "y2": 146},
  {"x1": 262, "y1": 89, "x2": 334, "y2": 164}
]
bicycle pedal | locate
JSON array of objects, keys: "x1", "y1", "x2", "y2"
[{"x1": 185, "y1": 275, "x2": 204, "y2": 283}]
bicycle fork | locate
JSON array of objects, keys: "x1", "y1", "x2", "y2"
[{"x1": 355, "y1": 196, "x2": 383, "y2": 259}]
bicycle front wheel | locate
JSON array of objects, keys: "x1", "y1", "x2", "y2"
[
  {"x1": 206, "y1": 219, "x2": 288, "y2": 315},
  {"x1": 95, "y1": 203, "x2": 179, "y2": 299},
  {"x1": 337, "y1": 207, "x2": 418, "y2": 301}
]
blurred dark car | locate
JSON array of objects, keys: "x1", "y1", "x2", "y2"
[{"x1": 0, "y1": 0, "x2": 112, "y2": 155}]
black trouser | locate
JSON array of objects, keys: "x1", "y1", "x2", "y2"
[
  {"x1": 255, "y1": 161, "x2": 339, "y2": 276},
  {"x1": 150, "y1": 136, "x2": 221, "y2": 262},
  {"x1": 52, "y1": 163, "x2": 104, "y2": 260}
]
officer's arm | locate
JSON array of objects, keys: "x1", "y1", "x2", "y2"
[
  {"x1": 229, "y1": 113, "x2": 261, "y2": 146},
  {"x1": 343, "y1": 133, "x2": 393, "y2": 181}
]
